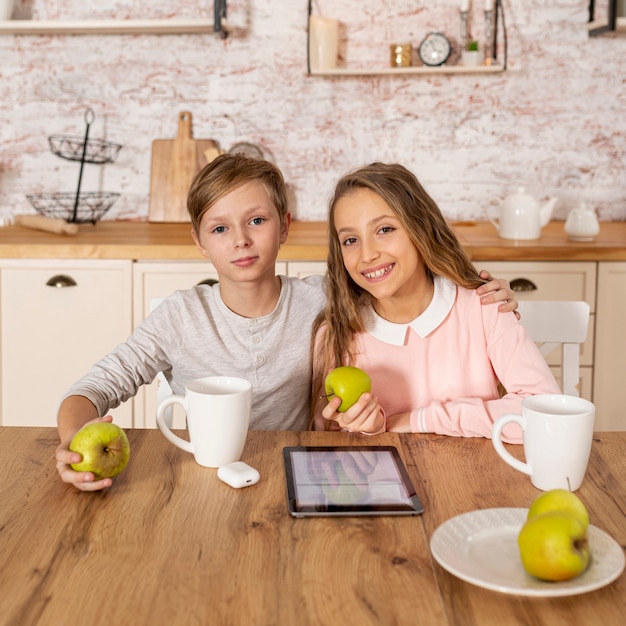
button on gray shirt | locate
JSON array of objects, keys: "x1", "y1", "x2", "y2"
[{"x1": 63, "y1": 275, "x2": 326, "y2": 430}]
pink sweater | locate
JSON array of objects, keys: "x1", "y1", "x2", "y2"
[{"x1": 324, "y1": 278, "x2": 560, "y2": 443}]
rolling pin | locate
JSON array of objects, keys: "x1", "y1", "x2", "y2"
[{"x1": 14, "y1": 215, "x2": 79, "y2": 235}]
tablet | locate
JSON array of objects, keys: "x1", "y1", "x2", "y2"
[{"x1": 283, "y1": 446, "x2": 424, "y2": 517}]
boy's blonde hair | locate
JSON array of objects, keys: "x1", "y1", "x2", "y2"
[
  {"x1": 187, "y1": 153, "x2": 289, "y2": 234},
  {"x1": 311, "y1": 162, "x2": 485, "y2": 422}
]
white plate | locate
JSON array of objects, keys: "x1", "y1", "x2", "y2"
[{"x1": 430, "y1": 508, "x2": 625, "y2": 597}]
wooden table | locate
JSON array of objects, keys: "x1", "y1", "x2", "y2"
[{"x1": 1, "y1": 428, "x2": 624, "y2": 625}]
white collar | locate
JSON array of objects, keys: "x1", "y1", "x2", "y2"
[{"x1": 364, "y1": 276, "x2": 457, "y2": 346}]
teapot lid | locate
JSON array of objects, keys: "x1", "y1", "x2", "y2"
[{"x1": 506, "y1": 187, "x2": 531, "y2": 199}]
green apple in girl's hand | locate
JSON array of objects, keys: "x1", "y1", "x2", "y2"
[
  {"x1": 70, "y1": 422, "x2": 130, "y2": 479},
  {"x1": 324, "y1": 366, "x2": 372, "y2": 412}
]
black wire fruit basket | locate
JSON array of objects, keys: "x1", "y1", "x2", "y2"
[
  {"x1": 26, "y1": 192, "x2": 120, "y2": 224},
  {"x1": 48, "y1": 134, "x2": 122, "y2": 164},
  {"x1": 26, "y1": 108, "x2": 123, "y2": 224}
]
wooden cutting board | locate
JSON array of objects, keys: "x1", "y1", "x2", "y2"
[{"x1": 149, "y1": 111, "x2": 221, "y2": 222}]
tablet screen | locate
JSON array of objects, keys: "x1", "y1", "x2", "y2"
[{"x1": 283, "y1": 446, "x2": 424, "y2": 517}]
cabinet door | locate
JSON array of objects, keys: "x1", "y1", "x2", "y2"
[
  {"x1": 474, "y1": 261, "x2": 597, "y2": 306},
  {"x1": 593, "y1": 262, "x2": 626, "y2": 431},
  {"x1": 132, "y1": 261, "x2": 287, "y2": 428},
  {"x1": 473, "y1": 261, "x2": 597, "y2": 401},
  {"x1": 0, "y1": 260, "x2": 133, "y2": 427}
]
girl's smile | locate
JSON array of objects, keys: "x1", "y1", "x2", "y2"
[{"x1": 362, "y1": 262, "x2": 395, "y2": 281}]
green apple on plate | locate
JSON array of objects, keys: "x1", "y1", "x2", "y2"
[
  {"x1": 527, "y1": 488, "x2": 589, "y2": 529},
  {"x1": 518, "y1": 490, "x2": 591, "y2": 582}
]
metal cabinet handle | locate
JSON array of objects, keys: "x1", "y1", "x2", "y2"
[
  {"x1": 46, "y1": 274, "x2": 78, "y2": 288},
  {"x1": 197, "y1": 278, "x2": 218, "y2": 286},
  {"x1": 510, "y1": 277, "x2": 537, "y2": 292}
]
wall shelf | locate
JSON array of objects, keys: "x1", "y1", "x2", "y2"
[
  {"x1": 309, "y1": 64, "x2": 505, "y2": 77},
  {"x1": 0, "y1": 19, "x2": 222, "y2": 35}
]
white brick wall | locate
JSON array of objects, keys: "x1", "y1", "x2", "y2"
[{"x1": 0, "y1": 1, "x2": 623, "y2": 222}]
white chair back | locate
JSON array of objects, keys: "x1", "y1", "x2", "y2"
[
  {"x1": 149, "y1": 298, "x2": 175, "y2": 421},
  {"x1": 517, "y1": 300, "x2": 590, "y2": 397}
]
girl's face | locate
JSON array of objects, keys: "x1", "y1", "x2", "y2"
[{"x1": 333, "y1": 187, "x2": 431, "y2": 321}]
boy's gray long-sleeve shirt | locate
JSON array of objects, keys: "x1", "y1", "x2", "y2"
[{"x1": 63, "y1": 275, "x2": 326, "y2": 430}]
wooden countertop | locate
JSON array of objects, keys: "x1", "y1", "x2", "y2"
[
  {"x1": 0, "y1": 220, "x2": 624, "y2": 261},
  {"x1": 1, "y1": 427, "x2": 624, "y2": 625}
]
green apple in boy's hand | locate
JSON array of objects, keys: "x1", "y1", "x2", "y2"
[
  {"x1": 518, "y1": 511, "x2": 590, "y2": 581},
  {"x1": 527, "y1": 489, "x2": 589, "y2": 530},
  {"x1": 324, "y1": 366, "x2": 372, "y2": 412},
  {"x1": 70, "y1": 422, "x2": 130, "y2": 479}
]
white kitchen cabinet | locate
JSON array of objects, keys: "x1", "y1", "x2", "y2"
[
  {"x1": 132, "y1": 261, "x2": 287, "y2": 428},
  {"x1": 474, "y1": 261, "x2": 597, "y2": 307},
  {"x1": 1, "y1": 253, "x2": 616, "y2": 432},
  {"x1": 0, "y1": 259, "x2": 133, "y2": 427},
  {"x1": 593, "y1": 262, "x2": 626, "y2": 430}
]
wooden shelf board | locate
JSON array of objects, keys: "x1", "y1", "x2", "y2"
[
  {"x1": 0, "y1": 19, "x2": 216, "y2": 35},
  {"x1": 309, "y1": 64, "x2": 505, "y2": 76}
]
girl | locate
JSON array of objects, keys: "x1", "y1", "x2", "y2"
[{"x1": 312, "y1": 163, "x2": 560, "y2": 442}]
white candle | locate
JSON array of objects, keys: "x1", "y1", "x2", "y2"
[
  {"x1": 485, "y1": 0, "x2": 493, "y2": 10},
  {"x1": 461, "y1": 0, "x2": 470, "y2": 12}
]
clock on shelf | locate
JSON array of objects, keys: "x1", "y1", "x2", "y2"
[{"x1": 417, "y1": 32, "x2": 452, "y2": 67}]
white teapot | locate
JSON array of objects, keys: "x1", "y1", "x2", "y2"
[
  {"x1": 565, "y1": 202, "x2": 600, "y2": 242},
  {"x1": 489, "y1": 187, "x2": 558, "y2": 240}
]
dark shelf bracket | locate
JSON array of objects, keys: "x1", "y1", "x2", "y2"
[{"x1": 214, "y1": 0, "x2": 228, "y2": 38}]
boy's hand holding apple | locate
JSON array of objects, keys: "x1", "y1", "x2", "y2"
[
  {"x1": 322, "y1": 366, "x2": 386, "y2": 435},
  {"x1": 56, "y1": 415, "x2": 130, "y2": 492}
]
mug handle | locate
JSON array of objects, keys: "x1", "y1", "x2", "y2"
[
  {"x1": 491, "y1": 414, "x2": 531, "y2": 476},
  {"x1": 156, "y1": 395, "x2": 193, "y2": 454}
]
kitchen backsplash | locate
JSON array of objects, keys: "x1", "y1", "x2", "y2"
[{"x1": 0, "y1": 0, "x2": 623, "y2": 222}]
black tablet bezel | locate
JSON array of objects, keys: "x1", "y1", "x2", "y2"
[{"x1": 283, "y1": 446, "x2": 424, "y2": 517}]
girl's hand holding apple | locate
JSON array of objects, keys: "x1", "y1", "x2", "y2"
[
  {"x1": 321, "y1": 366, "x2": 386, "y2": 434},
  {"x1": 321, "y1": 392, "x2": 386, "y2": 435}
]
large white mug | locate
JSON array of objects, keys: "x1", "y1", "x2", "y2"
[
  {"x1": 492, "y1": 394, "x2": 595, "y2": 492},
  {"x1": 156, "y1": 376, "x2": 252, "y2": 468}
]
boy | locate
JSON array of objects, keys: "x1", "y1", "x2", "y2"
[{"x1": 56, "y1": 154, "x2": 518, "y2": 491}]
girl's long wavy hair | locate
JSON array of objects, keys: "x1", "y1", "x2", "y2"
[{"x1": 310, "y1": 162, "x2": 486, "y2": 423}]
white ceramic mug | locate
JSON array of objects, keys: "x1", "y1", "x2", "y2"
[
  {"x1": 309, "y1": 16, "x2": 339, "y2": 71},
  {"x1": 492, "y1": 394, "x2": 595, "y2": 491},
  {"x1": 156, "y1": 376, "x2": 252, "y2": 468}
]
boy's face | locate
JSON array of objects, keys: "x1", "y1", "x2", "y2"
[{"x1": 192, "y1": 181, "x2": 290, "y2": 285}]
